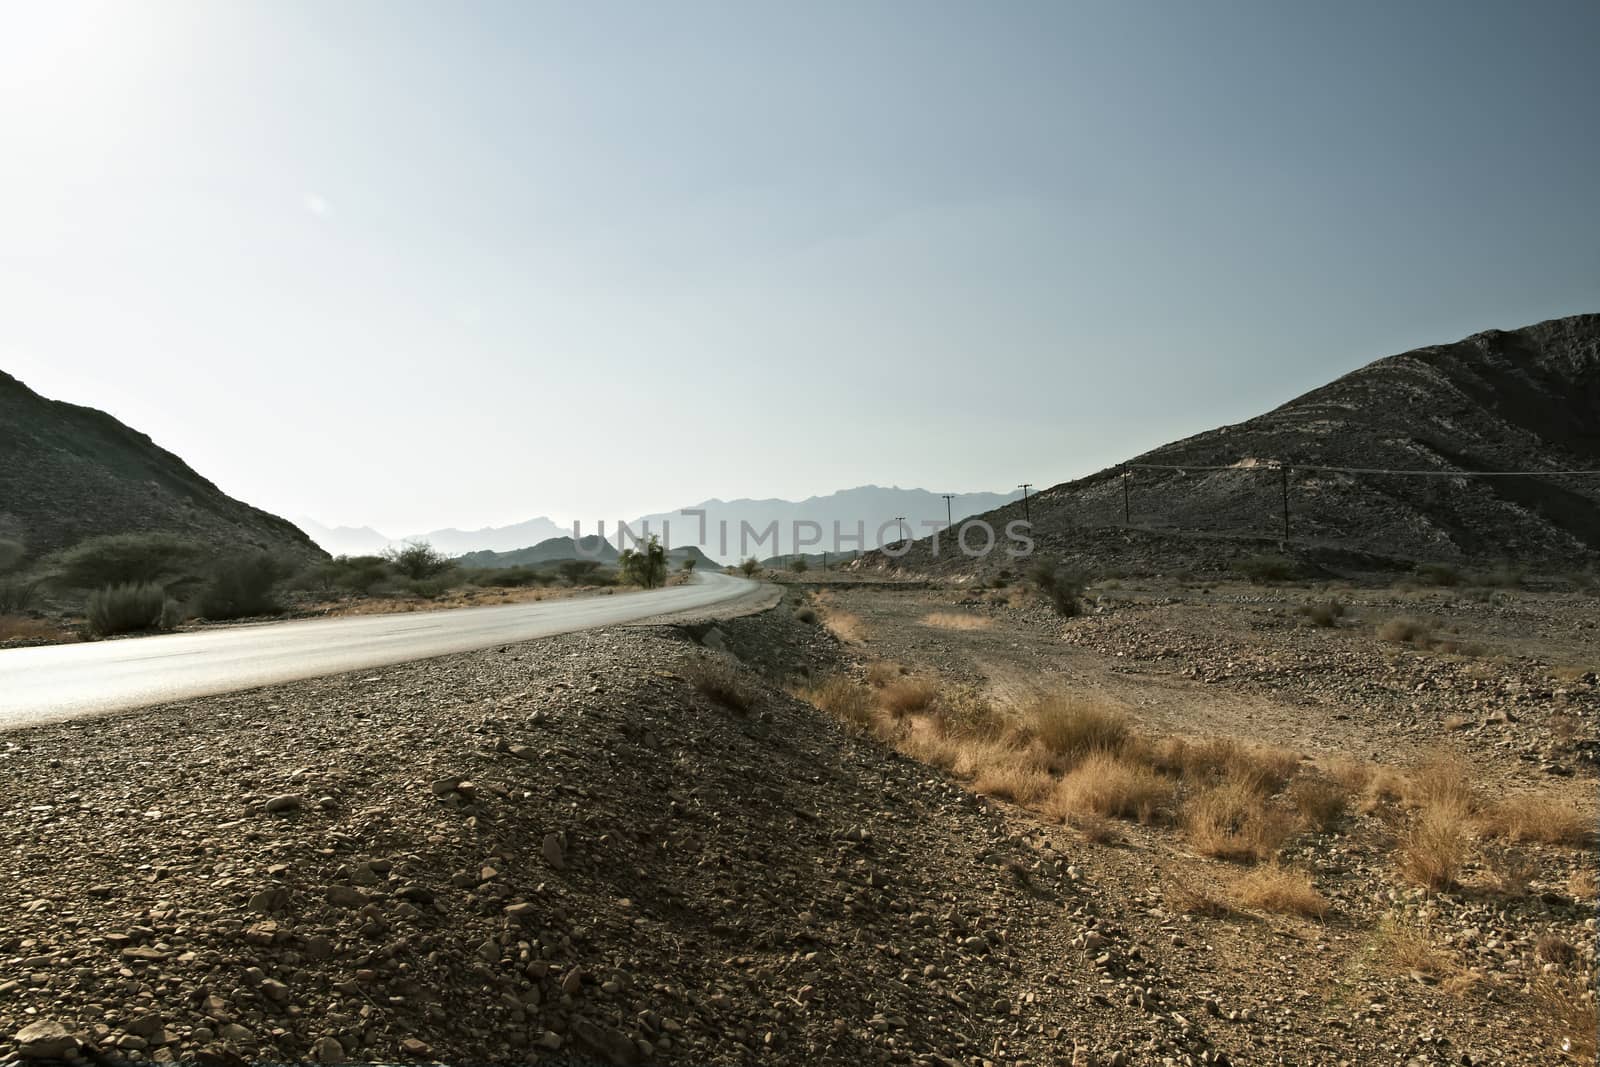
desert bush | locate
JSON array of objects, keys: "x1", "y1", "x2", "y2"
[
  {"x1": 1230, "y1": 865, "x2": 1328, "y2": 918},
  {"x1": 739, "y1": 557, "x2": 760, "y2": 577},
  {"x1": 1162, "y1": 870, "x2": 1233, "y2": 917},
  {"x1": 1022, "y1": 694, "x2": 1131, "y2": 763},
  {"x1": 1030, "y1": 561, "x2": 1089, "y2": 617},
  {"x1": 1396, "y1": 806, "x2": 1472, "y2": 892},
  {"x1": 1569, "y1": 868, "x2": 1598, "y2": 901},
  {"x1": 193, "y1": 551, "x2": 292, "y2": 619},
  {"x1": 804, "y1": 675, "x2": 876, "y2": 733},
  {"x1": 920, "y1": 612, "x2": 992, "y2": 630},
  {"x1": 926, "y1": 686, "x2": 1009, "y2": 742},
  {"x1": 333, "y1": 555, "x2": 390, "y2": 593},
  {"x1": 1297, "y1": 599, "x2": 1344, "y2": 627},
  {"x1": 866, "y1": 661, "x2": 907, "y2": 687},
  {"x1": 86, "y1": 583, "x2": 176, "y2": 637},
  {"x1": 1478, "y1": 844, "x2": 1536, "y2": 897},
  {"x1": 879, "y1": 676, "x2": 938, "y2": 716},
  {"x1": 55, "y1": 533, "x2": 206, "y2": 589},
  {"x1": 1378, "y1": 616, "x2": 1433, "y2": 646},
  {"x1": 681, "y1": 557, "x2": 697, "y2": 573},
  {"x1": 618, "y1": 535, "x2": 668, "y2": 589},
  {"x1": 0, "y1": 578, "x2": 39, "y2": 614},
  {"x1": 686, "y1": 659, "x2": 756, "y2": 714},
  {"x1": 1291, "y1": 776, "x2": 1349, "y2": 831},
  {"x1": 557, "y1": 559, "x2": 603, "y2": 585},
  {"x1": 384, "y1": 540, "x2": 451, "y2": 580},
  {"x1": 1234, "y1": 554, "x2": 1296, "y2": 583},
  {"x1": 789, "y1": 556, "x2": 809, "y2": 573},
  {"x1": 1532, "y1": 976, "x2": 1599, "y2": 1062},
  {"x1": 1478, "y1": 794, "x2": 1596, "y2": 846},
  {"x1": 404, "y1": 575, "x2": 456, "y2": 599},
  {"x1": 1414, "y1": 562, "x2": 1462, "y2": 587},
  {"x1": 1154, "y1": 736, "x2": 1298, "y2": 795},
  {"x1": 1047, "y1": 752, "x2": 1173, "y2": 824},
  {"x1": 1184, "y1": 781, "x2": 1295, "y2": 862},
  {"x1": 468, "y1": 566, "x2": 551, "y2": 588},
  {"x1": 970, "y1": 750, "x2": 1055, "y2": 806}
]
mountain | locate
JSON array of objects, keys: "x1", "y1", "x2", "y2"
[
  {"x1": 0, "y1": 371, "x2": 323, "y2": 566},
  {"x1": 455, "y1": 536, "x2": 720, "y2": 572},
  {"x1": 861, "y1": 314, "x2": 1600, "y2": 573},
  {"x1": 624, "y1": 485, "x2": 1013, "y2": 563},
  {"x1": 293, "y1": 518, "x2": 393, "y2": 558},
  {"x1": 405, "y1": 516, "x2": 566, "y2": 557}
]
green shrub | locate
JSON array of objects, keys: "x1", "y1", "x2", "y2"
[
  {"x1": 618, "y1": 535, "x2": 668, "y2": 589},
  {"x1": 55, "y1": 533, "x2": 205, "y2": 589},
  {"x1": 1031, "y1": 560, "x2": 1088, "y2": 617},
  {"x1": 405, "y1": 575, "x2": 456, "y2": 599},
  {"x1": 1234, "y1": 554, "x2": 1296, "y2": 583},
  {"x1": 193, "y1": 552, "x2": 292, "y2": 619},
  {"x1": 739, "y1": 557, "x2": 760, "y2": 578},
  {"x1": 468, "y1": 566, "x2": 551, "y2": 588},
  {"x1": 86, "y1": 583, "x2": 176, "y2": 637},
  {"x1": 557, "y1": 559, "x2": 603, "y2": 586},
  {"x1": 789, "y1": 556, "x2": 809, "y2": 573},
  {"x1": 0, "y1": 579, "x2": 38, "y2": 614},
  {"x1": 681, "y1": 558, "x2": 698, "y2": 573},
  {"x1": 384, "y1": 540, "x2": 451, "y2": 580}
]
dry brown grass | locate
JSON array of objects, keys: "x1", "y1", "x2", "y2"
[
  {"x1": 919, "y1": 612, "x2": 993, "y2": 631},
  {"x1": 970, "y1": 749, "x2": 1055, "y2": 806},
  {"x1": 879, "y1": 676, "x2": 939, "y2": 717},
  {"x1": 1070, "y1": 814, "x2": 1122, "y2": 845},
  {"x1": 1229, "y1": 865, "x2": 1328, "y2": 918},
  {"x1": 1396, "y1": 806, "x2": 1472, "y2": 892},
  {"x1": 1047, "y1": 752, "x2": 1173, "y2": 824},
  {"x1": 823, "y1": 609, "x2": 867, "y2": 644},
  {"x1": 1183, "y1": 781, "x2": 1296, "y2": 862},
  {"x1": 1153, "y1": 736, "x2": 1299, "y2": 795},
  {"x1": 0, "y1": 615, "x2": 66, "y2": 642},
  {"x1": 1477, "y1": 843, "x2": 1536, "y2": 897},
  {"x1": 1536, "y1": 933, "x2": 1578, "y2": 967},
  {"x1": 1020, "y1": 694, "x2": 1132, "y2": 764},
  {"x1": 1290, "y1": 776, "x2": 1348, "y2": 831},
  {"x1": 1378, "y1": 615, "x2": 1434, "y2": 646},
  {"x1": 1325, "y1": 758, "x2": 1375, "y2": 796},
  {"x1": 1479, "y1": 794, "x2": 1597, "y2": 847},
  {"x1": 1162, "y1": 869, "x2": 1233, "y2": 917},
  {"x1": 1568, "y1": 868, "x2": 1598, "y2": 901},
  {"x1": 925, "y1": 686, "x2": 1010, "y2": 742},
  {"x1": 1533, "y1": 976, "x2": 1599, "y2": 1063},
  {"x1": 684, "y1": 659, "x2": 756, "y2": 714},
  {"x1": 1405, "y1": 751, "x2": 1478, "y2": 814},
  {"x1": 865, "y1": 660, "x2": 908, "y2": 687},
  {"x1": 1372, "y1": 917, "x2": 1465, "y2": 984},
  {"x1": 803, "y1": 675, "x2": 877, "y2": 733}
]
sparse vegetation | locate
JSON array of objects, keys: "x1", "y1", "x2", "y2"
[
  {"x1": 618, "y1": 535, "x2": 668, "y2": 588},
  {"x1": 1396, "y1": 806, "x2": 1472, "y2": 892},
  {"x1": 1023, "y1": 694, "x2": 1131, "y2": 764},
  {"x1": 0, "y1": 577, "x2": 38, "y2": 614},
  {"x1": 920, "y1": 612, "x2": 992, "y2": 630},
  {"x1": 1290, "y1": 775, "x2": 1348, "y2": 831},
  {"x1": 686, "y1": 658, "x2": 756, "y2": 713},
  {"x1": 193, "y1": 551, "x2": 292, "y2": 620},
  {"x1": 1030, "y1": 560, "x2": 1088, "y2": 617},
  {"x1": 1234, "y1": 553, "x2": 1295, "y2": 583},
  {"x1": 739, "y1": 557, "x2": 760, "y2": 578},
  {"x1": 1230, "y1": 865, "x2": 1328, "y2": 918},
  {"x1": 557, "y1": 559, "x2": 604, "y2": 586},
  {"x1": 86, "y1": 582, "x2": 177, "y2": 637},
  {"x1": 879, "y1": 676, "x2": 938, "y2": 716},
  {"x1": 789, "y1": 556, "x2": 809, "y2": 573},
  {"x1": 384, "y1": 540, "x2": 451, "y2": 580},
  {"x1": 1047, "y1": 752, "x2": 1172, "y2": 824},
  {"x1": 1184, "y1": 781, "x2": 1295, "y2": 862},
  {"x1": 1479, "y1": 794, "x2": 1597, "y2": 846},
  {"x1": 54, "y1": 533, "x2": 206, "y2": 590},
  {"x1": 1378, "y1": 615, "x2": 1433, "y2": 646},
  {"x1": 1297, "y1": 598, "x2": 1345, "y2": 627},
  {"x1": 803, "y1": 674, "x2": 876, "y2": 732}
]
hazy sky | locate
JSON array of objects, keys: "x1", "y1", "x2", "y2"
[{"x1": 2, "y1": 1, "x2": 1597, "y2": 534}]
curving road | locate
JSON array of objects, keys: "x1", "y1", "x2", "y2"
[{"x1": 0, "y1": 571, "x2": 757, "y2": 730}]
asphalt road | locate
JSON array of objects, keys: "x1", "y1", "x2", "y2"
[{"x1": 0, "y1": 571, "x2": 756, "y2": 729}]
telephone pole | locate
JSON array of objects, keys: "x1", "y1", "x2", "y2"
[
  {"x1": 1017, "y1": 484, "x2": 1033, "y2": 523},
  {"x1": 1121, "y1": 467, "x2": 1131, "y2": 526},
  {"x1": 893, "y1": 516, "x2": 907, "y2": 545},
  {"x1": 941, "y1": 493, "x2": 955, "y2": 528}
]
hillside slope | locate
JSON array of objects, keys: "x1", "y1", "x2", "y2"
[
  {"x1": 0, "y1": 371, "x2": 322, "y2": 565},
  {"x1": 874, "y1": 314, "x2": 1600, "y2": 573}
]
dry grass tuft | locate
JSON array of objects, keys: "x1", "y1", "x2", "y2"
[
  {"x1": 879, "y1": 676, "x2": 939, "y2": 717},
  {"x1": 1325, "y1": 758, "x2": 1375, "y2": 796},
  {"x1": 1379, "y1": 616, "x2": 1434, "y2": 646},
  {"x1": 685, "y1": 659, "x2": 756, "y2": 713},
  {"x1": 1533, "y1": 976, "x2": 1599, "y2": 1062},
  {"x1": 1021, "y1": 694, "x2": 1133, "y2": 764},
  {"x1": 1536, "y1": 933, "x2": 1578, "y2": 966},
  {"x1": 926, "y1": 686, "x2": 1010, "y2": 742},
  {"x1": 1162, "y1": 869, "x2": 1233, "y2": 917},
  {"x1": 1154, "y1": 736, "x2": 1298, "y2": 795},
  {"x1": 865, "y1": 660, "x2": 908, "y2": 687},
  {"x1": 1405, "y1": 751, "x2": 1477, "y2": 814},
  {"x1": 803, "y1": 675, "x2": 877, "y2": 733},
  {"x1": 970, "y1": 751, "x2": 1055, "y2": 806},
  {"x1": 1046, "y1": 752, "x2": 1173, "y2": 824},
  {"x1": 1070, "y1": 814, "x2": 1122, "y2": 845},
  {"x1": 1479, "y1": 794, "x2": 1597, "y2": 847},
  {"x1": 1184, "y1": 782, "x2": 1296, "y2": 863},
  {"x1": 1290, "y1": 776, "x2": 1349, "y2": 831},
  {"x1": 1396, "y1": 806, "x2": 1472, "y2": 892},
  {"x1": 1230, "y1": 865, "x2": 1328, "y2": 918},
  {"x1": 1568, "y1": 868, "x2": 1598, "y2": 901},
  {"x1": 1478, "y1": 844, "x2": 1536, "y2": 897},
  {"x1": 1373, "y1": 917, "x2": 1460, "y2": 982},
  {"x1": 920, "y1": 612, "x2": 993, "y2": 631}
]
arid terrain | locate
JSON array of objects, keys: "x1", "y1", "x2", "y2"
[{"x1": 3, "y1": 568, "x2": 1594, "y2": 1066}]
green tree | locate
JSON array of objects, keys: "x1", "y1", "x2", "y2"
[
  {"x1": 681, "y1": 557, "x2": 697, "y2": 573},
  {"x1": 384, "y1": 540, "x2": 451, "y2": 580},
  {"x1": 557, "y1": 559, "x2": 602, "y2": 585},
  {"x1": 619, "y1": 535, "x2": 668, "y2": 589},
  {"x1": 739, "y1": 557, "x2": 760, "y2": 578}
]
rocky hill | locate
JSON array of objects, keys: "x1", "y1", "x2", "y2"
[
  {"x1": 0, "y1": 371, "x2": 322, "y2": 567},
  {"x1": 872, "y1": 314, "x2": 1600, "y2": 574}
]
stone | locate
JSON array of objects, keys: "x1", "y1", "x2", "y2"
[
  {"x1": 401, "y1": 1036, "x2": 433, "y2": 1057},
  {"x1": 260, "y1": 978, "x2": 291, "y2": 1003},
  {"x1": 218, "y1": 1023, "x2": 254, "y2": 1043},
  {"x1": 15, "y1": 1020, "x2": 79, "y2": 1060},
  {"x1": 505, "y1": 902, "x2": 537, "y2": 922},
  {"x1": 543, "y1": 833, "x2": 566, "y2": 870},
  {"x1": 314, "y1": 1036, "x2": 346, "y2": 1063},
  {"x1": 571, "y1": 1016, "x2": 640, "y2": 1064},
  {"x1": 250, "y1": 886, "x2": 291, "y2": 913},
  {"x1": 264, "y1": 794, "x2": 303, "y2": 813}
]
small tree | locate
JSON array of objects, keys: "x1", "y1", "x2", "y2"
[
  {"x1": 739, "y1": 557, "x2": 760, "y2": 578},
  {"x1": 194, "y1": 551, "x2": 292, "y2": 619},
  {"x1": 619, "y1": 535, "x2": 668, "y2": 589},
  {"x1": 384, "y1": 540, "x2": 450, "y2": 580},
  {"x1": 789, "y1": 556, "x2": 809, "y2": 573},
  {"x1": 681, "y1": 558, "x2": 697, "y2": 573}
]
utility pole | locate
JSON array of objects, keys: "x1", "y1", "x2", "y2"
[
  {"x1": 1017, "y1": 484, "x2": 1033, "y2": 523},
  {"x1": 1121, "y1": 467, "x2": 1131, "y2": 526},
  {"x1": 892, "y1": 516, "x2": 907, "y2": 545},
  {"x1": 941, "y1": 493, "x2": 955, "y2": 528}
]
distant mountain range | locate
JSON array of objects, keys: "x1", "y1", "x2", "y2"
[
  {"x1": 0, "y1": 370, "x2": 322, "y2": 567},
  {"x1": 455, "y1": 537, "x2": 720, "y2": 572},
  {"x1": 300, "y1": 486, "x2": 1013, "y2": 563}
]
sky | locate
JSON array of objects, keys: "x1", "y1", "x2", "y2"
[{"x1": 2, "y1": 0, "x2": 1597, "y2": 534}]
